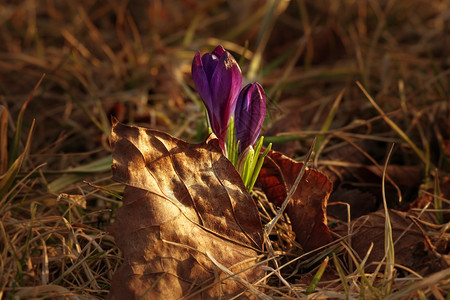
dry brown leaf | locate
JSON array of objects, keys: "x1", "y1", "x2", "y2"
[
  {"x1": 363, "y1": 165, "x2": 422, "y2": 187},
  {"x1": 327, "y1": 187, "x2": 378, "y2": 220},
  {"x1": 257, "y1": 150, "x2": 333, "y2": 252},
  {"x1": 318, "y1": 142, "x2": 368, "y2": 184},
  {"x1": 405, "y1": 174, "x2": 450, "y2": 222},
  {"x1": 264, "y1": 111, "x2": 304, "y2": 157},
  {"x1": 333, "y1": 209, "x2": 446, "y2": 275},
  {"x1": 444, "y1": 140, "x2": 450, "y2": 157},
  {"x1": 108, "y1": 121, "x2": 265, "y2": 299}
]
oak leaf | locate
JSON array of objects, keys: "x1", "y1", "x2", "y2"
[
  {"x1": 257, "y1": 150, "x2": 333, "y2": 252},
  {"x1": 108, "y1": 121, "x2": 265, "y2": 299}
]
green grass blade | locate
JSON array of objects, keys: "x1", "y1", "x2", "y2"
[
  {"x1": 341, "y1": 242, "x2": 381, "y2": 299},
  {"x1": 174, "y1": 66, "x2": 202, "y2": 108},
  {"x1": 182, "y1": 13, "x2": 201, "y2": 48},
  {"x1": 261, "y1": 45, "x2": 295, "y2": 77},
  {"x1": 222, "y1": 5, "x2": 266, "y2": 41},
  {"x1": 266, "y1": 37, "x2": 307, "y2": 100},
  {"x1": 242, "y1": 148, "x2": 254, "y2": 188},
  {"x1": 95, "y1": 98, "x2": 111, "y2": 136},
  {"x1": 305, "y1": 256, "x2": 329, "y2": 295},
  {"x1": 0, "y1": 120, "x2": 35, "y2": 200},
  {"x1": 237, "y1": 40, "x2": 249, "y2": 66},
  {"x1": 315, "y1": 89, "x2": 345, "y2": 153},
  {"x1": 248, "y1": 143, "x2": 272, "y2": 193},
  {"x1": 65, "y1": 89, "x2": 106, "y2": 135},
  {"x1": 8, "y1": 75, "x2": 44, "y2": 167},
  {"x1": 249, "y1": 136, "x2": 264, "y2": 173},
  {"x1": 333, "y1": 253, "x2": 349, "y2": 299},
  {"x1": 63, "y1": 155, "x2": 113, "y2": 173},
  {"x1": 226, "y1": 117, "x2": 237, "y2": 165},
  {"x1": 48, "y1": 156, "x2": 112, "y2": 193},
  {"x1": 8, "y1": 239, "x2": 24, "y2": 286},
  {"x1": 357, "y1": 81, "x2": 428, "y2": 166},
  {"x1": 247, "y1": 0, "x2": 289, "y2": 80},
  {"x1": 433, "y1": 170, "x2": 443, "y2": 224},
  {"x1": 381, "y1": 144, "x2": 396, "y2": 295}
]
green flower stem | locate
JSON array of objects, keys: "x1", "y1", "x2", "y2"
[
  {"x1": 224, "y1": 118, "x2": 270, "y2": 193},
  {"x1": 249, "y1": 136, "x2": 264, "y2": 175},
  {"x1": 226, "y1": 117, "x2": 238, "y2": 165},
  {"x1": 248, "y1": 142, "x2": 272, "y2": 192},
  {"x1": 242, "y1": 148, "x2": 254, "y2": 187}
]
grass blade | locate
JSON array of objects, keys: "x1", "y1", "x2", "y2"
[
  {"x1": 305, "y1": 256, "x2": 329, "y2": 295},
  {"x1": 433, "y1": 170, "x2": 443, "y2": 224},
  {"x1": 0, "y1": 120, "x2": 35, "y2": 200},
  {"x1": 332, "y1": 253, "x2": 349, "y2": 299},
  {"x1": 381, "y1": 144, "x2": 396, "y2": 295},
  {"x1": 248, "y1": 142, "x2": 272, "y2": 193},
  {"x1": 356, "y1": 81, "x2": 428, "y2": 166},
  {"x1": 8, "y1": 74, "x2": 45, "y2": 166},
  {"x1": 47, "y1": 156, "x2": 112, "y2": 193},
  {"x1": 265, "y1": 137, "x2": 316, "y2": 236},
  {"x1": 0, "y1": 105, "x2": 8, "y2": 174},
  {"x1": 247, "y1": 0, "x2": 289, "y2": 80},
  {"x1": 314, "y1": 89, "x2": 345, "y2": 153}
]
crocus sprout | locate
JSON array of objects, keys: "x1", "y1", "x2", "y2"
[
  {"x1": 192, "y1": 45, "x2": 272, "y2": 193},
  {"x1": 235, "y1": 82, "x2": 266, "y2": 153}
]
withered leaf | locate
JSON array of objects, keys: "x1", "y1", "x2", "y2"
[
  {"x1": 363, "y1": 164, "x2": 422, "y2": 187},
  {"x1": 333, "y1": 209, "x2": 446, "y2": 275},
  {"x1": 263, "y1": 110, "x2": 304, "y2": 157},
  {"x1": 257, "y1": 150, "x2": 333, "y2": 252},
  {"x1": 108, "y1": 121, "x2": 265, "y2": 299},
  {"x1": 444, "y1": 140, "x2": 450, "y2": 157},
  {"x1": 327, "y1": 187, "x2": 377, "y2": 220},
  {"x1": 405, "y1": 174, "x2": 450, "y2": 222},
  {"x1": 317, "y1": 141, "x2": 368, "y2": 185}
]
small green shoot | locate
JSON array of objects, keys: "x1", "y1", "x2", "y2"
[
  {"x1": 0, "y1": 120, "x2": 35, "y2": 201},
  {"x1": 226, "y1": 117, "x2": 238, "y2": 166},
  {"x1": 235, "y1": 136, "x2": 272, "y2": 193},
  {"x1": 47, "y1": 156, "x2": 113, "y2": 193},
  {"x1": 248, "y1": 143, "x2": 272, "y2": 192},
  {"x1": 8, "y1": 74, "x2": 45, "y2": 167},
  {"x1": 433, "y1": 170, "x2": 443, "y2": 224},
  {"x1": 305, "y1": 256, "x2": 329, "y2": 295},
  {"x1": 333, "y1": 253, "x2": 349, "y2": 299},
  {"x1": 381, "y1": 144, "x2": 396, "y2": 295}
]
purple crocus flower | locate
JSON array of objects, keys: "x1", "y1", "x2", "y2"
[
  {"x1": 192, "y1": 45, "x2": 242, "y2": 151},
  {"x1": 234, "y1": 82, "x2": 266, "y2": 153}
]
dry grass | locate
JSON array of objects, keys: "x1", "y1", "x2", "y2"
[{"x1": 1, "y1": 0, "x2": 449, "y2": 298}]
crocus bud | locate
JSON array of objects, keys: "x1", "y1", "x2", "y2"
[
  {"x1": 192, "y1": 45, "x2": 242, "y2": 151},
  {"x1": 234, "y1": 82, "x2": 266, "y2": 153}
]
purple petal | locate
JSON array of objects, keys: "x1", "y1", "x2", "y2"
[
  {"x1": 235, "y1": 83, "x2": 266, "y2": 152},
  {"x1": 201, "y1": 46, "x2": 224, "y2": 80},
  {"x1": 210, "y1": 51, "x2": 242, "y2": 143},
  {"x1": 191, "y1": 45, "x2": 244, "y2": 152},
  {"x1": 192, "y1": 51, "x2": 213, "y2": 116},
  {"x1": 212, "y1": 45, "x2": 225, "y2": 57},
  {"x1": 201, "y1": 53, "x2": 219, "y2": 82}
]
